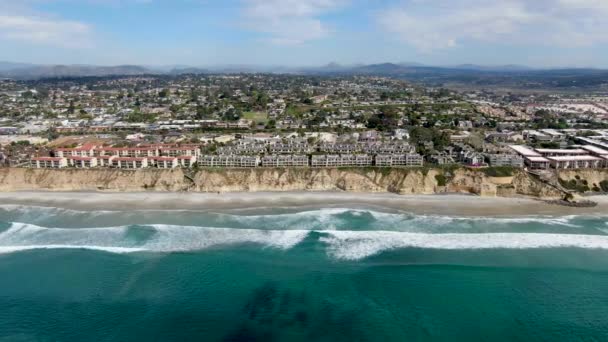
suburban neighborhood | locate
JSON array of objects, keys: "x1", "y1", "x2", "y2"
[{"x1": 0, "y1": 73, "x2": 606, "y2": 177}]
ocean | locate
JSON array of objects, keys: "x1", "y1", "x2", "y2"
[{"x1": 1, "y1": 203, "x2": 608, "y2": 341}]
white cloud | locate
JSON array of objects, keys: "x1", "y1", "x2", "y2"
[
  {"x1": 244, "y1": 0, "x2": 345, "y2": 17},
  {"x1": 558, "y1": 0, "x2": 608, "y2": 11},
  {"x1": 0, "y1": 14, "x2": 92, "y2": 48},
  {"x1": 0, "y1": 0, "x2": 93, "y2": 48},
  {"x1": 242, "y1": 0, "x2": 347, "y2": 45},
  {"x1": 378, "y1": 0, "x2": 608, "y2": 51}
]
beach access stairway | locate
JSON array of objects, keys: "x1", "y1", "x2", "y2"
[
  {"x1": 526, "y1": 169, "x2": 572, "y2": 196},
  {"x1": 526, "y1": 169, "x2": 598, "y2": 207},
  {"x1": 182, "y1": 171, "x2": 197, "y2": 191}
]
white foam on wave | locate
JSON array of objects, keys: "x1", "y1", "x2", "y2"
[
  {"x1": 0, "y1": 204, "x2": 115, "y2": 215},
  {"x1": 405, "y1": 214, "x2": 588, "y2": 228},
  {"x1": 239, "y1": 207, "x2": 591, "y2": 229},
  {"x1": 227, "y1": 208, "x2": 356, "y2": 228},
  {"x1": 1, "y1": 204, "x2": 601, "y2": 232},
  {"x1": 0, "y1": 245, "x2": 144, "y2": 255},
  {"x1": 320, "y1": 230, "x2": 608, "y2": 260},
  {"x1": 0, "y1": 223, "x2": 309, "y2": 255},
  {"x1": 226, "y1": 208, "x2": 589, "y2": 231},
  {"x1": 147, "y1": 225, "x2": 309, "y2": 251}
]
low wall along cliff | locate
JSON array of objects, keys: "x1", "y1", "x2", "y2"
[{"x1": 1, "y1": 167, "x2": 602, "y2": 199}]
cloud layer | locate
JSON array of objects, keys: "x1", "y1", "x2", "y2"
[
  {"x1": 0, "y1": 14, "x2": 91, "y2": 48},
  {"x1": 378, "y1": 0, "x2": 608, "y2": 51},
  {"x1": 242, "y1": 0, "x2": 347, "y2": 45},
  {"x1": 0, "y1": 0, "x2": 607, "y2": 66},
  {"x1": 0, "y1": 0, "x2": 92, "y2": 48}
]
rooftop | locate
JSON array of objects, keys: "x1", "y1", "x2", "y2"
[
  {"x1": 536, "y1": 149, "x2": 589, "y2": 154},
  {"x1": 581, "y1": 145, "x2": 608, "y2": 155},
  {"x1": 31, "y1": 157, "x2": 63, "y2": 161},
  {"x1": 547, "y1": 156, "x2": 602, "y2": 162},
  {"x1": 114, "y1": 157, "x2": 147, "y2": 161},
  {"x1": 509, "y1": 145, "x2": 540, "y2": 157},
  {"x1": 66, "y1": 156, "x2": 95, "y2": 161},
  {"x1": 526, "y1": 156, "x2": 550, "y2": 162}
]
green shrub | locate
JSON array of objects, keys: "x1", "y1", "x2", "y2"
[
  {"x1": 560, "y1": 177, "x2": 593, "y2": 193},
  {"x1": 482, "y1": 166, "x2": 515, "y2": 177},
  {"x1": 435, "y1": 174, "x2": 447, "y2": 186}
]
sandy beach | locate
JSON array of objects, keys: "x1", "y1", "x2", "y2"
[{"x1": 0, "y1": 191, "x2": 606, "y2": 217}]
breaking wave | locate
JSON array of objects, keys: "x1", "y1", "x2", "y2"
[
  {"x1": 320, "y1": 231, "x2": 608, "y2": 260},
  {"x1": 1, "y1": 205, "x2": 607, "y2": 259},
  {"x1": 2, "y1": 221, "x2": 608, "y2": 260},
  {"x1": 0, "y1": 223, "x2": 309, "y2": 255},
  {"x1": 0, "y1": 205, "x2": 603, "y2": 233}
]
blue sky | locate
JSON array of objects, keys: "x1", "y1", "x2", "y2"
[{"x1": 1, "y1": 0, "x2": 607, "y2": 67}]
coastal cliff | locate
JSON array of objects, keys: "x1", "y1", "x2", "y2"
[{"x1": 0, "y1": 167, "x2": 597, "y2": 199}]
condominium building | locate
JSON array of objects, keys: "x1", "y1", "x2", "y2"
[
  {"x1": 148, "y1": 157, "x2": 178, "y2": 169},
  {"x1": 311, "y1": 154, "x2": 372, "y2": 167},
  {"x1": 67, "y1": 156, "x2": 98, "y2": 168},
  {"x1": 547, "y1": 156, "x2": 604, "y2": 169},
  {"x1": 375, "y1": 154, "x2": 424, "y2": 167},
  {"x1": 177, "y1": 156, "x2": 197, "y2": 168},
  {"x1": 261, "y1": 155, "x2": 309, "y2": 167},
  {"x1": 112, "y1": 157, "x2": 149, "y2": 169},
  {"x1": 487, "y1": 154, "x2": 525, "y2": 167},
  {"x1": 198, "y1": 155, "x2": 259, "y2": 168},
  {"x1": 30, "y1": 157, "x2": 68, "y2": 169}
]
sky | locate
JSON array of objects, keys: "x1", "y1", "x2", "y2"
[{"x1": 0, "y1": 0, "x2": 607, "y2": 68}]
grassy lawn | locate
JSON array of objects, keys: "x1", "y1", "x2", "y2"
[{"x1": 243, "y1": 111, "x2": 268, "y2": 124}]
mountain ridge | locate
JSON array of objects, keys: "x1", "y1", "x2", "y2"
[{"x1": 0, "y1": 61, "x2": 606, "y2": 81}]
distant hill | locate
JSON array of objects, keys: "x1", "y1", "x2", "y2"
[
  {"x1": 1, "y1": 65, "x2": 152, "y2": 79},
  {"x1": 0, "y1": 61, "x2": 36, "y2": 72},
  {"x1": 447, "y1": 64, "x2": 534, "y2": 72},
  {"x1": 353, "y1": 63, "x2": 409, "y2": 74},
  {"x1": 168, "y1": 67, "x2": 209, "y2": 75},
  {"x1": 1, "y1": 61, "x2": 607, "y2": 90}
]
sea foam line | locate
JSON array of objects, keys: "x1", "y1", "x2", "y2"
[
  {"x1": 0, "y1": 205, "x2": 602, "y2": 231},
  {"x1": 0, "y1": 245, "x2": 144, "y2": 255},
  {"x1": 320, "y1": 231, "x2": 608, "y2": 260},
  {"x1": 0, "y1": 223, "x2": 309, "y2": 255}
]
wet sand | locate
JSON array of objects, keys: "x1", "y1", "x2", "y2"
[{"x1": 0, "y1": 191, "x2": 606, "y2": 217}]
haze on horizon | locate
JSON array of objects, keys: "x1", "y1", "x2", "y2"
[{"x1": 1, "y1": 0, "x2": 607, "y2": 68}]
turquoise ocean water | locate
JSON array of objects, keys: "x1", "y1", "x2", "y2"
[{"x1": 1, "y1": 203, "x2": 608, "y2": 341}]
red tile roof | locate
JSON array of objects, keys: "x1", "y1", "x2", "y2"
[
  {"x1": 114, "y1": 157, "x2": 147, "y2": 162},
  {"x1": 32, "y1": 157, "x2": 64, "y2": 161},
  {"x1": 149, "y1": 157, "x2": 177, "y2": 161},
  {"x1": 66, "y1": 156, "x2": 95, "y2": 161}
]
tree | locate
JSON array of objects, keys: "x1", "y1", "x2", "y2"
[
  {"x1": 366, "y1": 115, "x2": 382, "y2": 130},
  {"x1": 410, "y1": 127, "x2": 433, "y2": 146},
  {"x1": 410, "y1": 127, "x2": 450, "y2": 153},
  {"x1": 170, "y1": 105, "x2": 181, "y2": 114},
  {"x1": 265, "y1": 119, "x2": 276, "y2": 130},
  {"x1": 68, "y1": 100, "x2": 76, "y2": 114},
  {"x1": 432, "y1": 131, "x2": 450, "y2": 150},
  {"x1": 367, "y1": 106, "x2": 400, "y2": 131},
  {"x1": 196, "y1": 105, "x2": 214, "y2": 119},
  {"x1": 222, "y1": 108, "x2": 241, "y2": 121}
]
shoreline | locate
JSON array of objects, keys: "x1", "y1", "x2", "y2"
[{"x1": 0, "y1": 191, "x2": 606, "y2": 217}]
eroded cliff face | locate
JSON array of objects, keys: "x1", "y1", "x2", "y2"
[
  {"x1": 0, "y1": 167, "x2": 567, "y2": 199},
  {"x1": 510, "y1": 171, "x2": 564, "y2": 199},
  {"x1": 558, "y1": 170, "x2": 608, "y2": 191},
  {"x1": 192, "y1": 168, "x2": 442, "y2": 194}
]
